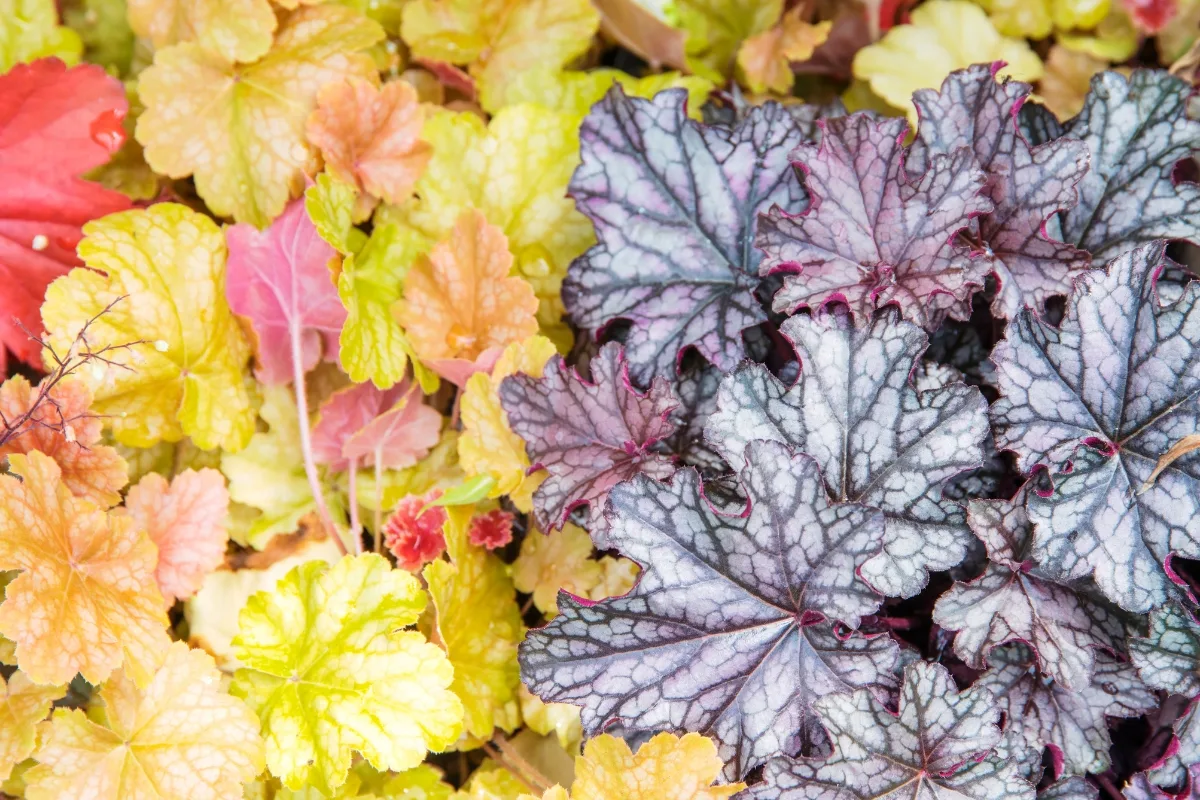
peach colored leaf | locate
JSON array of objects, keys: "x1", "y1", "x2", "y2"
[
  {"x1": 0, "y1": 451, "x2": 169, "y2": 687},
  {"x1": 0, "y1": 375, "x2": 127, "y2": 508},
  {"x1": 737, "y1": 10, "x2": 832, "y2": 95},
  {"x1": 123, "y1": 468, "x2": 230, "y2": 606},
  {"x1": 225, "y1": 196, "x2": 345, "y2": 385},
  {"x1": 25, "y1": 641, "x2": 264, "y2": 800},
  {"x1": 395, "y1": 209, "x2": 538, "y2": 387},
  {"x1": 592, "y1": 0, "x2": 687, "y2": 70},
  {"x1": 306, "y1": 78, "x2": 432, "y2": 211}
]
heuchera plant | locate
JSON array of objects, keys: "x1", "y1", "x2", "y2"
[
  {"x1": 520, "y1": 63, "x2": 1200, "y2": 799},
  {"x1": 5, "y1": 0, "x2": 1200, "y2": 796}
]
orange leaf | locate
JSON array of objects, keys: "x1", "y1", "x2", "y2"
[
  {"x1": 123, "y1": 468, "x2": 230, "y2": 606},
  {"x1": 737, "y1": 10, "x2": 832, "y2": 95},
  {"x1": 306, "y1": 78, "x2": 432, "y2": 213},
  {"x1": 0, "y1": 375, "x2": 127, "y2": 508},
  {"x1": 593, "y1": 0, "x2": 687, "y2": 70},
  {"x1": 0, "y1": 452, "x2": 169, "y2": 688},
  {"x1": 394, "y1": 209, "x2": 539, "y2": 386}
]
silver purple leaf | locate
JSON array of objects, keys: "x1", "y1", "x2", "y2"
[
  {"x1": 757, "y1": 113, "x2": 993, "y2": 328},
  {"x1": 741, "y1": 660, "x2": 1034, "y2": 800},
  {"x1": 933, "y1": 488, "x2": 1124, "y2": 690},
  {"x1": 910, "y1": 65, "x2": 1092, "y2": 319},
  {"x1": 561, "y1": 86, "x2": 810, "y2": 384},
  {"x1": 499, "y1": 342, "x2": 677, "y2": 531},
  {"x1": 519, "y1": 440, "x2": 898, "y2": 780},
  {"x1": 1041, "y1": 778, "x2": 1099, "y2": 800},
  {"x1": 1123, "y1": 773, "x2": 1174, "y2": 799},
  {"x1": 1020, "y1": 102, "x2": 1065, "y2": 146},
  {"x1": 976, "y1": 644, "x2": 1157, "y2": 777},
  {"x1": 1132, "y1": 602, "x2": 1200, "y2": 697},
  {"x1": 1058, "y1": 70, "x2": 1200, "y2": 259},
  {"x1": 705, "y1": 307, "x2": 989, "y2": 598},
  {"x1": 990, "y1": 241, "x2": 1200, "y2": 612}
]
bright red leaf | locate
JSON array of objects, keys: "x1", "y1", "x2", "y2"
[{"x1": 0, "y1": 58, "x2": 132, "y2": 373}]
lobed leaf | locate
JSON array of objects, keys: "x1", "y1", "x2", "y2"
[
  {"x1": 706, "y1": 307, "x2": 989, "y2": 598},
  {"x1": 520, "y1": 439, "x2": 897, "y2": 779},
  {"x1": 499, "y1": 342, "x2": 678, "y2": 531},
  {"x1": 758, "y1": 113, "x2": 993, "y2": 328},
  {"x1": 562, "y1": 86, "x2": 809, "y2": 384},
  {"x1": 990, "y1": 240, "x2": 1200, "y2": 612}
]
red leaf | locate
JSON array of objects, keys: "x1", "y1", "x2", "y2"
[{"x1": 0, "y1": 59, "x2": 132, "y2": 372}]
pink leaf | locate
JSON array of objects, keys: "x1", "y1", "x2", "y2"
[
  {"x1": 124, "y1": 468, "x2": 230, "y2": 606},
  {"x1": 311, "y1": 380, "x2": 442, "y2": 472},
  {"x1": 225, "y1": 197, "x2": 346, "y2": 384}
]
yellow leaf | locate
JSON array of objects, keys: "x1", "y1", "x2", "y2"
[
  {"x1": 401, "y1": 0, "x2": 600, "y2": 112},
  {"x1": 736, "y1": 10, "x2": 831, "y2": 95},
  {"x1": 136, "y1": 6, "x2": 384, "y2": 227},
  {"x1": 231, "y1": 554, "x2": 464, "y2": 795},
  {"x1": 518, "y1": 686, "x2": 581, "y2": 752},
  {"x1": 41, "y1": 204, "x2": 256, "y2": 451},
  {"x1": 396, "y1": 209, "x2": 539, "y2": 387},
  {"x1": 1058, "y1": 4, "x2": 1138, "y2": 61},
  {"x1": 975, "y1": 0, "x2": 1054, "y2": 38},
  {"x1": 453, "y1": 761, "x2": 529, "y2": 800},
  {"x1": 458, "y1": 335, "x2": 557, "y2": 509},
  {"x1": 126, "y1": 0, "x2": 276, "y2": 63},
  {"x1": 378, "y1": 105, "x2": 592, "y2": 352},
  {"x1": 524, "y1": 733, "x2": 744, "y2": 800},
  {"x1": 591, "y1": 555, "x2": 640, "y2": 600},
  {"x1": 220, "y1": 385, "x2": 342, "y2": 550},
  {"x1": 500, "y1": 67, "x2": 714, "y2": 122},
  {"x1": 26, "y1": 642, "x2": 264, "y2": 800},
  {"x1": 305, "y1": 172, "x2": 367, "y2": 255},
  {"x1": 424, "y1": 507, "x2": 523, "y2": 740},
  {"x1": 0, "y1": 0, "x2": 82, "y2": 71},
  {"x1": 0, "y1": 452, "x2": 169, "y2": 687},
  {"x1": 1052, "y1": 0, "x2": 1110, "y2": 30},
  {"x1": 338, "y1": 222, "x2": 439, "y2": 391},
  {"x1": 852, "y1": 0, "x2": 1043, "y2": 126},
  {"x1": 306, "y1": 78, "x2": 432, "y2": 213},
  {"x1": 0, "y1": 672, "x2": 62, "y2": 783},
  {"x1": 674, "y1": 0, "x2": 782, "y2": 80},
  {"x1": 512, "y1": 523, "x2": 603, "y2": 615},
  {"x1": 0, "y1": 375, "x2": 127, "y2": 508},
  {"x1": 1038, "y1": 44, "x2": 1109, "y2": 120}
]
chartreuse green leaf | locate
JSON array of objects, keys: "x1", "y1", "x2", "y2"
[
  {"x1": 231, "y1": 554, "x2": 464, "y2": 796},
  {"x1": 41, "y1": 203, "x2": 256, "y2": 452},
  {"x1": 338, "y1": 221, "x2": 438, "y2": 392},
  {"x1": 501, "y1": 67, "x2": 713, "y2": 121},
  {"x1": 305, "y1": 174, "x2": 368, "y2": 256},
  {"x1": 378, "y1": 105, "x2": 593, "y2": 352},
  {"x1": 0, "y1": 0, "x2": 82, "y2": 72},
  {"x1": 424, "y1": 507, "x2": 523, "y2": 740}
]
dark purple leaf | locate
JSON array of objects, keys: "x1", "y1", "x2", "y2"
[
  {"x1": 519, "y1": 439, "x2": 897, "y2": 779},
  {"x1": 990, "y1": 241, "x2": 1200, "y2": 612},
  {"x1": 742, "y1": 660, "x2": 1034, "y2": 800},
  {"x1": 911, "y1": 65, "x2": 1092, "y2": 318},
  {"x1": 933, "y1": 487, "x2": 1125, "y2": 690},
  {"x1": 561, "y1": 86, "x2": 810, "y2": 385},
  {"x1": 976, "y1": 644, "x2": 1157, "y2": 777},
  {"x1": 705, "y1": 307, "x2": 990, "y2": 598},
  {"x1": 499, "y1": 342, "x2": 677, "y2": 531},
  {"x1": 757, "y1": 113, "x2": 993, "y2": 328},
  {"x1": 1133, "y1": 602, "x2": 1200, "y2": 788}
]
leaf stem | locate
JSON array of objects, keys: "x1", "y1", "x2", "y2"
[
  {"x1": 495, "y1": 732, "x2": 554, "y2": 793},
  {"x1": 347, "y1": 456, "x2": 362, "y2": 555},
  {"x1": 479, "y1": 738, "x2": 551, "y2": 795},
  {"x1": 374, "y1": 450, "x2": 384, "y2": 555},
  {"x1": 290, "y1": 322, "x2": 344, "y2": 556}
]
